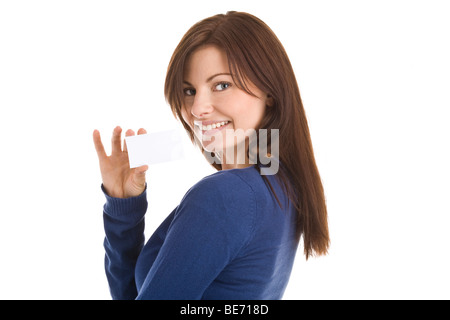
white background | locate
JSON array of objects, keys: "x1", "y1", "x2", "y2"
[{"x1": 1, "y1": 0, "x2": 449, "y2": 299}]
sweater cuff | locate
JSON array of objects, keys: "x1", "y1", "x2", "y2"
[{"x1": 102, "y1": 184, "x2": 148, "y2": 218}]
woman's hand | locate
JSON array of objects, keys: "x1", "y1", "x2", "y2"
[{"x1": 93, "y1": 126, "x2": 148, "y2": 198}]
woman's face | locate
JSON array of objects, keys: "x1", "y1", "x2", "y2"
[{"x1": 181, "y1": 45, "x2": 269, "y2": 165}]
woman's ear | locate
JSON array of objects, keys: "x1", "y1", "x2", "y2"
[{"x1": 266, "y1": 94, "x2": 274, "y2": 107}]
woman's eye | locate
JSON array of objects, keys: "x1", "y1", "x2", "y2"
[
  {"x1": 214, "y1": 82, "x2": 231, "y2": 91},
  {"x1": 183, "y1": 88, "x2": 196, "y2": 96}
]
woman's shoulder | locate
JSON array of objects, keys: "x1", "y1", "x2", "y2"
[
  {"x1": 178, "y1": 165, "x2": 288, "y2": 219},
  {"x1": 188, "y1": 165, "x2": 286, "y2": 206},
  {"x1": 206, "y1": 165, "x2": 261, "y2": 188},
  {"x1": 171, "y1": 167, "x2": 261, "y2": 246},
  {"x1": 182, "y1": 166, "x2": 260, "y2": 208}
]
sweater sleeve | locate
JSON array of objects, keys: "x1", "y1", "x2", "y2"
[
  {"x1": 102, "y1": 184, "x2": 148, "y2": 300},
  {"x1": 136, "y1": 173, "x2": 256, "y2": 300}
]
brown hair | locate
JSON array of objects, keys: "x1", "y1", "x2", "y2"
[{"x1": 165, "y1": 11, "x2": 329, "y2": 259}]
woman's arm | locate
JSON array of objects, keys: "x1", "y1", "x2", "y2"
[
  {"x1": 93, "y1": 126, "x2": 149, "y2": 299},
  {"x1": 102, "y1": 186, "x2": 147, "y2": 300}
]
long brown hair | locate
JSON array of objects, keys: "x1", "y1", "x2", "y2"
[{"x1": 165, "y1": 11, "x2": 329, "y2": 259}]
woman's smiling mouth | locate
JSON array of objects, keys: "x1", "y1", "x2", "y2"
[{"x1": 194, "y1": 120, "x2": 231, "y2": 135}]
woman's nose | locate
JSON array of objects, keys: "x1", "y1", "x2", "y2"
[{"x1": 190, "y1": 91, "x2": 213, "y2": 119}]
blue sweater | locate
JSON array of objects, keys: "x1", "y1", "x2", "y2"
[{"x1": 102, "y1": 165, "x2": 299, "y2": 300}]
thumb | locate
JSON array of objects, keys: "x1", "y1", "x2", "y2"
[
  {"x1": 130, "y1": 165, "x2": 148, "y2": 196},
  {"x1": 134, "y1": 164, "x2": 148, "y2": 181}
]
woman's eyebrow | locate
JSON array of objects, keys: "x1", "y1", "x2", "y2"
[{"x1": 206, "y1": 72, "x2": 232, "y2": 82}]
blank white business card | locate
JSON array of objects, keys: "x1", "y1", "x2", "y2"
[{"x1": 125, "y1": 129, "x2": 184, "y2": 168}]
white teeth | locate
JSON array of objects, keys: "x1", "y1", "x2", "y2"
[{"x1": 202, "y1": 121, "x2": 229, "y2": 131}]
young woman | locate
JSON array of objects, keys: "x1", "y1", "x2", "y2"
[{"x1": 93, "y1": 11, "x2": 329, "y2": 300}]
